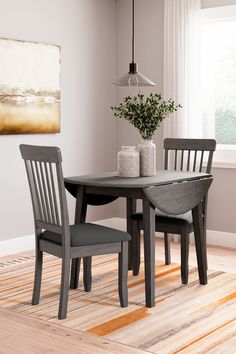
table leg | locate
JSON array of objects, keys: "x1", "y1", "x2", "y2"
[
  {"x1": 192, "y1": 203, "x2": 208, "y2": 285},
  {"x1": 142, "y1": 196, "x2": 155, "y2": 307},
  {"x1": 83, "y1": 257, "x2": 92, "y2": 292},
  {"x1": 70, "y1": 258, "x2": 81, "y2": 289},
  {"x1": 203, "y1": 205, "x2": 208, "y2": 270},
  {"x1": 70, "y1": 186, "x2": 88, "y2": 289},
  {"x1": 126, "y1": 198, "x2": 136, "y2": 270}
]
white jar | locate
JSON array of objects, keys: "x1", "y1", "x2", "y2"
[
  {"x1": 138, "y1": 139, "x2": 156, "y2": 176},
  {"x1": 117, "y1": 146, "x2": 140, "y2": 177}
]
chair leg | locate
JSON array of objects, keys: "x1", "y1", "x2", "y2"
[
  {"x1": 70, "y1": 258, "x2": 81, "y2": 289},
  {"x1": 83, "y1": 257, "x2": 92, "y2": 292},
  {"x1": 32, "y1": 247, "x2": 43, "y2": 305},
  {"x1": 164, "y1": 233, "x2": 171, "y2": 265},
  {"x1": 118, "y1": 241, "x2": 128, "y2": 307},
  {"x1": 58, "y1": 256, "x2": 70, "y2": 320},
  {"x1": 180, "y1": 230, "x2": 189, "y2": 284},
  {"x1": 132, "y1": 220, "x2": 141, "y2": 276}
]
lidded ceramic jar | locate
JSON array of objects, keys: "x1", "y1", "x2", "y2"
[{"x1": 117, "y1": 146, "x2": 140, "y2": 177}]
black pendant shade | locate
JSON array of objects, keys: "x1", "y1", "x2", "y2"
[{"x1": 113, "y1": 0, "x2": 156, "y2": 87}]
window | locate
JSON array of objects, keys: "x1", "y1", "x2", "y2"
[{"x1": 201, "y1": 5, "x2": 236, "y2": 165}]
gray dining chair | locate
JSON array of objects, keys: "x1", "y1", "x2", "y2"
[
  {"x1": 131, "y1": 138, "x2": 216, "y2": 283},
  {"x1": 20, "y1": 144, "x2": 130, "y2": 319}
]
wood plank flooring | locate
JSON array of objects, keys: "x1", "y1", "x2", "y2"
[{"x1": 0, "y1": 307, "x2": 150, "y2": 354}]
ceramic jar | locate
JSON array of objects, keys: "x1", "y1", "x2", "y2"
[
  {"x1": 138, "y1": 139, "x2": 156, "y2": 176},
  {"x1": 117, "y1": 146, "x2": 140, "y2": 177}
]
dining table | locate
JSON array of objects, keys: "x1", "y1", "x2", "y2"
[{"x1": 64, "y1": 170, "x2": 212, "y2": 308}]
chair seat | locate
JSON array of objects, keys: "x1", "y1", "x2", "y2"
[
  {"x1": 42, "y1": 223, "x2": 131, "y2": 247},
  {"x1": 132, "y1": 209, "x2": 192, "y2": 225}
]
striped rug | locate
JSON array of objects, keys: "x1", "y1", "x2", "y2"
[{"x1": 1, "y1": 253, "x2": 236, "y2": 354}]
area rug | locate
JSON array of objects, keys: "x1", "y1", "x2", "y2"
[{"x1": 1, "y1": 253, "x2": 236, "y2": 354}]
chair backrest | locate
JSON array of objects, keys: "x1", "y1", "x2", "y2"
[
  {"x1": 20, "y1": 144, "x2": 70, "y2": 247},
  {"x1": 164, "y1": 138, "x2": 216, "y2": 173}
]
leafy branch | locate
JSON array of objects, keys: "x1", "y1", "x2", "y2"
[{"x1": 111, "y1": 92, "x2": 181, "y2": 140}]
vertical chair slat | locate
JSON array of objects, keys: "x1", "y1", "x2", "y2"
[
  {"x1": 49, "y1": 163, "x2": 60, "y2": 225},
  {"x1": 180, "y1": 150, "x2": 184, "y2": 170},
  {"x1": 35, "y1": 161, "x2": 47, "y2": 222},
  {"x1": 193, "y1": 151, "x2": 197, "y2": 172},
  {"x1": 39, "y1": 162, "x2": 51, "y2": 223},
  {"x1": 187, "y1": 150, "x2": 191, "y2": 171},
  {"x1": 199, "y1": 151, "x2": 204, "y2": 172},
  {"x1": 174, "y1": 150, "x2": 178, "y2": 170},
  {"x1": 164, "y1": 149, "x2": 169, "y2": 170},
  {"x1": 30, "y1": 161, "x2": 43, "y2": 220},
  {"x1": 44, "y1": 162, "x2": 56, "y2": 224}
]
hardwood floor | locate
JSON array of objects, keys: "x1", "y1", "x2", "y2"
[
  {"x1": 0, "y1": 307, "x2": 149, "y2": 354},
  {"x1": 1, "y1": 238, "x2": 236, "y2": 354}
]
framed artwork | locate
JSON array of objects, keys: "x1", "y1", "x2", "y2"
[{"x1": 0, "y1": 38, "x2": 60, "y2": 134}]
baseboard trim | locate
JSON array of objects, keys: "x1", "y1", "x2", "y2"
[
  {"x1": 0, "y1": 217, "x2": 235, "y2": 257},
  {"x1": 0, "y1": 234, "x2": 35, "y2": 257},
  {"x1": 206, "y1": 229, "x2": 236, "y2": 249}
]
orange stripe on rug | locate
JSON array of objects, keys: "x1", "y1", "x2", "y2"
[
  {"x1": 87, "y1": 307, "x2": 150, "y2": 336},
  {"x1": 128, "y1": 266, "x2": 180, "y2": 288},
  {"x1": 172, "y1": 317, "x2": 236, "y2": 354},
  {"x1": 198, "y1": 292, "x2": 236, "y2": 312},
  {"x1": 198, "y1": 330, "x2": 236, "y2": 353}
]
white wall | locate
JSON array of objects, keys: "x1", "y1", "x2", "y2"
[
  {"x1": 0, "y1": 0, "x2": 117, "y2": 242},
  {"x1": 207, "y1": 168, "x2": 236, "y2": 233}
]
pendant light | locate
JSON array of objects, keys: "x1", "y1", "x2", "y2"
[{"x1": 113, "y1": 0, "x2": 156, "y2": 87}]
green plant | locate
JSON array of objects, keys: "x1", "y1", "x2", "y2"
[{"x1": 111, "y1": 92, "x2": 181, "y2": 140}]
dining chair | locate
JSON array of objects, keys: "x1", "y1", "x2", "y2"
[
  {"x1": 20, "y1": 144, "x2": 130, "y2": 319},
  {"x1": 131, "y1": 138, "x2": 216, "y2": 283}
]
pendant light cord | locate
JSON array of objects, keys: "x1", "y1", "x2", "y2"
[
  {"x1": 113, "y1": 0, "x2": 156, "y2": 85},
  {"x1": 132, "y1": 0, "x2": 135, "y2": 63}
]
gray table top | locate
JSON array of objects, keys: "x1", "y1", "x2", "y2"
[{"x1": 64, "y1": 170, "x2": 211, "y2": 189}]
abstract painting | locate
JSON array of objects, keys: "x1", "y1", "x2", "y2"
[{"x1": 0, "y1": 38, "x2": 60, "y2": 134}]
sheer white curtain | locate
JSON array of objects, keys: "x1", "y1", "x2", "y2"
[{"x1": 163, "y1": 0, "x2": 201, "y2": 138}]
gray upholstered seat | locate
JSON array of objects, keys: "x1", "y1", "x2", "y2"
[{"x1": 42, "y1": 223, "x2": 130, "y2": 247}]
